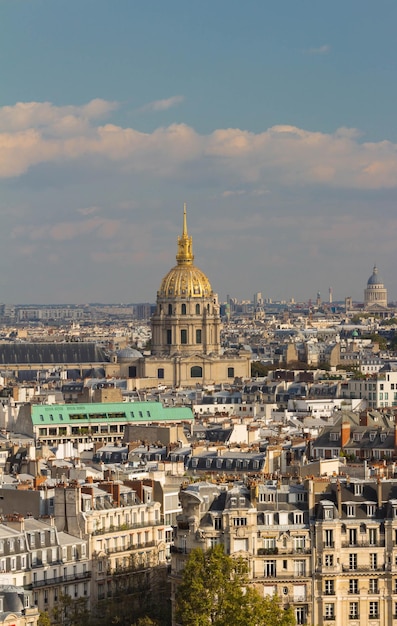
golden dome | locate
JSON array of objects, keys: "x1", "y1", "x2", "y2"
[{"x1": 158, "y1": 205, "x2": 213, "y2": 298}]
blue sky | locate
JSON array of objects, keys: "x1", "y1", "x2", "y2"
[{"x1": 1, "y1": 0, "x2": 397, "y2": 304}]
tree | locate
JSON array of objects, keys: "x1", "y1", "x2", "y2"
[{"x1": 175, "y1": 545, "x2": 295, "y2": 626}]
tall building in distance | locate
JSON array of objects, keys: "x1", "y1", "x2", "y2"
[
  {"x1": 364, "y1": 265, "x2": 388, "y2": 311},
  {"x1": 142, "y1": 206, "x2": 251, "y2": 386}
]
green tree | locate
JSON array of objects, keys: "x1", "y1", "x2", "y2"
[
  {"x1": 175, "y1": 545, "x2": 295, "y2": 626},
  {"x1": 38, "y1": 612, "x2": 52, "y2": 626}
]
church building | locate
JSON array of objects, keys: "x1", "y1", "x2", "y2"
[
  {"x1": 137, "y1": 206, "x2": 251, "y2": 387},
  {"x1": 364, "y1": 264, "x2": 388, "y2": 312}
]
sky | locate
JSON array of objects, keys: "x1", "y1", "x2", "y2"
[{"x1": 1, "y1": 0, "x2": 397, "y2": 305}]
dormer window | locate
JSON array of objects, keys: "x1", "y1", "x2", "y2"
[
  {"x1": 367, "y1": 504, "x2": 376, "y2": 517},
  {"x1": 330, "y1": 432, "x2": 338, "y2": 442},
  {"x1": 354, "y1": 483, "x2": 363, "y2": 496},
  {"x1": 324, "y1": 507, "x2": 333, "y2": 520},
  {"x1": 347, "y1": 504, "x2": 356, "y2": 517},
  {"x1": 369, "y1": 432, "x2": 376, "y2": 442},
  {"x1": 353, "y1": 433, "x2": 361, "y2": 442}
]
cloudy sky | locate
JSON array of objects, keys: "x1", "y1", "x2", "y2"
[{"x1": 1, "y1": 1, "x2": 397, "y2": 305}]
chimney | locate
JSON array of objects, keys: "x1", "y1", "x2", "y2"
[
  {"x1": 336, "y1": 480, "x2": 342, "y2": 517},
  {"x1": 394, "y1": 423, "x2": 397, "y2": 457},
  {"x1": 341, "y1": 421, "x2": 351, "y2": 448},
  {"x1": 377, "y1": 476, "x2": 382, "y2": 509},
  {"x1": 113, "y1": 483, "x2": 121, "y2": 508}
]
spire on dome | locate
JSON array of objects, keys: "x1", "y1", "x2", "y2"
[{"x1": 176, "y1": 203, "x2": 194, "y2": 265}]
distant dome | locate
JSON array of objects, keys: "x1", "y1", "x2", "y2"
[
  {"x1": 367, "y1": 265, "x2": 384, "y2": 286},
  {"x1": 116, "y1": 347, "x2": 143, "y2": 361}
]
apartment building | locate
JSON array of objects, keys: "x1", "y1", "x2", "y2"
[
  {"x1": 171, "y1": 476, "x2": 397, "y2": 626},
  {"x1": 171, "y1": 479, "x2": 312, "y2": 626},
  {"x1": 346, "y1": 370, "x2": 397, "y2": 410},
  {"x1": 0, "y1": 515, "x2": 90, "y2": 615},
  {"x1": 53, "y1": 479, "x2": 167, "y2": 606}
]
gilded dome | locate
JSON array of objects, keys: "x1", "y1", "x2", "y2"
[{"x1": 158, "y1": 205, "x2": 212, "y2": 298}]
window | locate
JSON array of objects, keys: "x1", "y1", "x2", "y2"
[
  {"x1": 325, "y1": 554, "x2": 334, "y2": 567},
  {"x1": 369, "y1": 578, "x2": 378, "y2": 593},
  {"x1": 324, "y1": 507, "x2": 333, "y2": 520},
  {"x1": 325, "y1": 529, "x2": 334, "y2": 547},
  {"x1": 295, "y1": 607, "x2": 306, "y2": 625},
  {"x1": 293, "y1": 536, "x2": 306, "y2": 551},
  {"x1": 166, "y1": 329, "x2": 172, "y2": 344},
  {"x1": 370, "y1": 553, "x2": 378, "y2": 570},
  {"x1": 369, "y1": 527, "x2": 377, "y2": 545},
  {"x1": 196, "y1": 329, "x2": 202, "y2": 344},
  {"x1": 369, "y1": 601, "x2": 379, "y2": 618},
  {"x1": 349, "y1": 579, "x2": 358, "y2": 594},
  {"x1": 325, "y1": 580, "x2": 335, "y2": 595},
  {"x1": 191, "y1": 366, "x2": 202, "y2": 378},
  {"x1": 214, "y1": 518, "x2": 222, "y2": 531},
  {"x1": 168, "y1": 304, "x2": 172, "y2": 315},
  {"x1": 367, "y1": 505, "x2": 376, "y2": 518},
  {"x1": 348, "y1": 528, "x2": 357, "y2": 545},
  {"x1": 349, "y1": 553, "x2": 357, "y2": 570},
  {"x1": 264, "y1": 560, "x2": 276, "y2": 577},
  {"x1": 181, "y1": 303, "x2": 186, "y2": 315},
  {"x1": 324, "y1": 603, "x2": 334, "y2": 619},
  {"x1": 233, "y1": 517, "x2": 247, "y2": 526},
  {"x1": 294, "y1": 512, "x2": 304, "y2": 524},
  {"x1": 195, "y1": 304, "x2": 200, "y2": 314},
  {"x1": 181, "y1": 329, "x2": 187, "y2": 344},
  {"x1": 349, "y1": 602, "x2": 359, "y2": 619},
  {"x1": 347, "y1": 505, "x2": 356, "y2": 517},
  {"x1": 228, "y1": 367, "x2": 235, "y2": 378},
  {"x1": 158, "y1": 368, "x2": 164, "y2": 379},
  {"x1": 294, "y1": 560, "x2": 306, "y2": 576}
]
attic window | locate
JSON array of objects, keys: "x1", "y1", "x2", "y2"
[
  {"x1": 369, "y1": 432, "x2": 376, "y2": 442},
  {"x1": 367, "y1": 504, "x2": 376, "y2": 517},
  {"x1": 346, "y1": 504, "x2": 356, "y2": 517},
  {"x1": 324, "y1": 508, "x2": 333, "y2": 520},
  {"x1": 353, "y1": 433, "x2": 361, "y2": 442},
  {"x1": 354, "y1": 484, "x2": 363, "y2": 496},
  {"x1": 40, "y1": 415, "x2": 44, "y2": 421},
  {"x1": 330, "y1": 432, "x2": 338, "y2": 441}
]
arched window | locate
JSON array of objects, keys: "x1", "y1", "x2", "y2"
[
  {"x1": 195, "y1": 304, "x2": 200, "y2": 314},
  {"x1": 168, "y1": 304, "x2": 172, "y2": 315},
  {"x1": 181, "y1": 303, "x2": 186, "y2": 315},
  {"x1": 191, "y1": 366, "x2": 202, "y2": 378}
]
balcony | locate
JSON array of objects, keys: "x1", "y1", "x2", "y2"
[
  {"x1": 369, "y1": 614, "x2": 379, "y2": 620},
  {"x1": 92, "y1": 521, "x2": 163, "y2": 536},
  {"x1": 323, "y1": 616, "x2": 335, "y2": 621},
  {"x1": 341, "y1": 540, "x2": 385, "y2": 548},
  {"x1": 28, "y1": 571, "x2": 91, "y2": 589},
  {"x1": 342, "y1": 564, "x2": 384, "y2": 572},
  {"x1": 257, "y1": 547, "x2": 278, "y2": 556}
]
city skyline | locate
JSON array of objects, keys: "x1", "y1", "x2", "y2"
[{"x1": 1, "y1": 1, "x2": 397, "y2": 304}]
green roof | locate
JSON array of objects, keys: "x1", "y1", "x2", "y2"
[{"x1": 31, "y1": 401, "x2": 193, "y2": 426}]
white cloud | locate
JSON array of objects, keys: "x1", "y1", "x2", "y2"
[
  {"x1": 1, "y1": 99, "x2": 397, "y2": 190},
  {"x1": 308, "y1": 44, "x2": 330, "y2": 55},
  {"x1": 140, "y1": 95, "x2": 184, "y2": 112}
]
